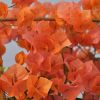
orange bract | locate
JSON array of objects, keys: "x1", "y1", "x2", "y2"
[
  {"x1": 92, "y1": 7, "x2": 100, "y2": 20},
  {"x1": 0, "y1": 44, "x2": 6, "y2": 66},
  {"x1": 17, "y1": 7, "x2": 34, "y2": 27},
  {"x1": 81, "y1": 0, "x2": 100, "y2": 20},
  {"x1": 15, "y1": 51, "x2": 26, "y2": 65},
  {"x1": 92, "y1": 76, "x2": 100, "y2": 95},
  {"x1": 27, "y1": 75, "x2": 52, "y2": 99},
  {"x1": 0, "y1": 2, "x2": 8, "y2": 18},
  {"x1": 31, "y1": 2, "x2": 47, "y2": 18},
  {"x1": 81, "y1": 0, "x2": 100, "y2": 9},
  {"x1": 0, "y1": 57, "x2": 3, "y2": 66},
  {"x1": 0, "y1": 0, "x2": 100, "y2": 99},
  {"x1": 0, "y1": 44, "x2": 6, "y2": 57},
  {"x1": 17, "y1": 39, "x2": 31, "y2": 51},
  {"x1": 12, "y1": 0, "x2": 37, "y2": 7},
  {"x1": 0, "y1": 64, "x2": 28, "y2": 99}
]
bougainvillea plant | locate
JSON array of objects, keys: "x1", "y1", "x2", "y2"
[{"x1": 0, "y1": 0, "x2": 100, "y2": 100}]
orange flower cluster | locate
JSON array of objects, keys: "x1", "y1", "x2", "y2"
[{"x1": 0, "y1": 0, "x2": 100, "y2": 100}]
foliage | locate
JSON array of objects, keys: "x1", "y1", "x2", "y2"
[{"x1": 0, "y1": 0, "x2": 100, "y2": 100}]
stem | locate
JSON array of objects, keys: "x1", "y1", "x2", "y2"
[
  {"x1": 0, "y1": 17, "x2": 100, "y2": 22},
  {"x1": 0, "y1": 17, "x2": 55, "y2": 22},
  {"x1": 92, "y1": 19, "x2": 100, "y2": 22},
  {"x1": 76, "y1": 98, "x2": 82, "y2": 100}
]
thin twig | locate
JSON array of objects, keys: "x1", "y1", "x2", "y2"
[{"x1": 8, "y1": 4, "x2": 16, "y2": 8}]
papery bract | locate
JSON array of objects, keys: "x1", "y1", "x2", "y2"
[
  {"x1": 0, "y1": 0, "x2": 100, "y2": 99},
  {"x1": 0, "y1": 2, "x2": 8, "y2": 18},
  {"x1": 0, "y1": 64, "x2": 28, "y2": 99},
  {"x1": 15, "y1": 51, "x2": 26, "y2": 65},
  {"x1": 17, "y1": 7, "x2": 34, "y2": 27}
]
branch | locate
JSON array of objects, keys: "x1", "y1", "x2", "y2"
[
  {"x1": 76, "y1": 98, "x2": 82, "y2": 100},
  {"x1": 0, "y1": 17, "x2": 100, "y2": 22},
  {"x1": 0, "y1": 17, "x2": 55, "y2": 22},
  {"x1": 92, "y1": 19, "x2": 100, "y2": 22}
]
